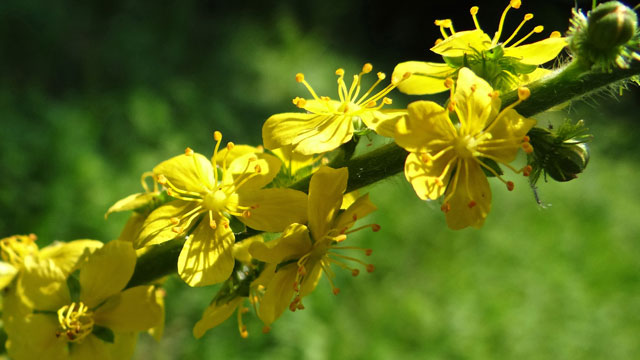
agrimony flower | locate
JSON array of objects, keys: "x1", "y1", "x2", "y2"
[
  {"x1": 5, "y1": 240, "x2": 163, "y2": 360},
  {"x1": 137, "y1": 132, "x2": 307, "y2": 286},
  {"x1": 394, "y1": 0, "x2": 567, "y2": 94},
  {"x1": 263, "y1": 64, "x2": 410, "y2": 155},
  {"x1": 249, "y1": 166, "x2": 378, "y2": 329},
  {"x1": 395, "y1": 68, "x2": 536, "y2": 229}
]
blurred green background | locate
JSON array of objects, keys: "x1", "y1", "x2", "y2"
[{"x1": 1, "y1": 0, "x2": 639, "y2": 359}]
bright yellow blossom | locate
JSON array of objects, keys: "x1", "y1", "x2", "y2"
[
  {"x1": 394, "y1": 0, "x2": 567, "y2": 94},
  {"x1": 249, "y1": 166, "x2": 378, "y2": 329},
  {"x1": 262, "y1": 64, "x2": 410, "y2": 155},
  {"x1": 395, "y1": 68, "x2": 536, "y2": 229},
  {"x1": 5, "y1": 240, "x2": 163, "y2": 360},
  {"x1": 137, "y1": 132, "x2": 307, "y2": 287}
]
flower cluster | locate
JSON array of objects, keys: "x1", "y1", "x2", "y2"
[{"x1": 3, "y1": 0, "x2": 633, "y2": 356}]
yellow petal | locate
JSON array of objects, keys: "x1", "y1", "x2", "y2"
[
  {"x1": 226, "y1": 152, "x2": 281, "y2": 190},
  {"x1": 193, "y1": 297, "x2": 243, "y2": 339},
  {"x1": 68, "y1": 334, "x2": 113, "y2": 360},
  {"x1": 153, "y1": 153, "x2": 214, "y2": 193},
  {"x1": 19, "y1": 257, "x2": 70, "y2": 311},
  {"x1": 117, "y1": 213, "x2": 147, "y2": 243},
  {"x1": 232, "y1": 235, "x2": 264, "y2": 264},
  {"x1": 105, "y1": 192, "x2": 159, "y2": 218},
  {"x1": 333, "y1": 193, "x2": 377, "y2": 232},
  {"x1": 395, "y1": 101, "x2": 452, "y2": 153},
  {"x1": 519, "y1": 67, "x2": 552, "y2": 84},
  {"x1": 38, "y1": 239, "x2": 103, "y2": 275},
  {"x1": 0, "y1": 262, "x2": 18, "y2": 290},
  {"x1": 445, "y1": 160, "x2": 492, "y2": 230},
  {"x1": 94, "y1": 285, "x2": 163, "y2": 332},
  {"x1": 271, "y1": 145, "x2": 316, "y2": 176},
  {"x1": 5, "y1": 313, "x2": 69, "y2": 360},
  {"x1": 454, "y1": 68, "x2": 500, "y2": 134},
  {"x1": 404, "y1": 152, "x2": 454, "y2": 201},
  {"x1": 299, "y1": 259, "x2": 323, "y2": 298},
  {"x1": 257, "y1": 265, "x2": 297, "y2": 326},
  {"x1": 484, "y1": 108, "x2": 536, "y2": 163},
  {"x1": 79, "y1": 240, "x2": 136, "y2": 308},
  {"x1": 308, "y1": 166, "x2": 348, "y2": 240},
  {"x1": 249, "y1": 223, "x2": 311, "y2": 264},
  {"x1": 177, "y1": 221, "x2": 234, "y2": 287},
  {"x1": 360, "y1": 109, "x2": 408, "y2": 138},
  {"x1": 392, "y1": 61, "x2": 454, "y2": 95},
  {"x1": 136, "y1": 200, "x2": 199, "y2": 248},
  {"x1": 263, "y1": 113, "x2": 353, "y2": 155},
  {"x1": 237, "y1": 188, "x2": 308, "y2": 232},
  {"x1": 504, "y1": 37, "x2": 567, "y2": 65},
  {"x1": 430, "y1": 30, "x2": 492, "y2": 57},
  {"x1": 214, "y1": 144, "x2": 263, "y2": 166}
]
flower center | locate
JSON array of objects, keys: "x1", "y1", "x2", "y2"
[
  {"x1": 454, "y1": 135, "x2": 477, "y2": 159},
  {"x1": 203, "y1": 189, "x2": 230, "y2": 213},
  {"x1": 56, "y1": 302, "x2": 94, "y2": 343}
]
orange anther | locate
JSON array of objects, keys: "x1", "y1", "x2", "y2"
[
  {"x1": 352, "y1": 269, "x2": 360, "y2": 277},
  {"x1": 523, "y1": 135, "x2": 530, "y2": 142},
  {"x1": 518, "y1": 87, "x2": 531, "y2": 100},
  {"x1": 242, "y1": 210, "x2": 251, "y2": 218},
  {"x1": 507, "y1": 181, "x2": 515, "y2": 191},
  {"x1": 185, "y1": 147, "x2": 194, "y2": 156},
  {"x1": 295, "y1": 73, "x2": 304, "y2": 82},
  {"x1": 262, "y1": 326, "x2": 271, "y2": 334},
  {"x1": 366, "y1": 264, "x2": 375, "y2": 273},
  {"x1": 365, "y1": 249, "x2": 373, "y2": 256},
  {"x1": 372, "y1": 224, "x2": 381, "y2": 232},
  {"x1": 441, "y1": 203, "x2": 451, "y2": 213},
  {"x1": 444, "y1": 78, "x2": 454, "y2": 89},
  {"x1": 468, "y1": 200, "x2": 477, "y2": 208},
  {"x1": 335, "y1": 68, "x2": 345, "y2": 76},
  {"x1": 214, "y1": 131, "x2": 222, "y2": 141},
  {"x1": 470, "y1": 6, "x2": 479, "y2": 15},
  {"x1": 332, "y1": 288, "x2": 341, "y2": 295},
  {"x1": 362, "y1": 63, "x2": 373, "y2": 73},
  {"x1": 523, "y1": 165, "x2": 532, "y2": 177},
  {"x1": 227, "y1": 142, "x2": 235, "y2": 150}
]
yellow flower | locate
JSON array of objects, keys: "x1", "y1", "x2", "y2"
[
  {"x1": 137, "y1": 132, "x2": 308, "y2": 287},
  {"x1": 262, "y1": 64, "x2": 410, "y2": 155},
  {"x1": 395, "y1": 68, "x2": 536, "y2": 229},
  {"x1": 393, "y1": 0, "x2": 567, "y2": 94},
  {"x1": 249, "y1": 166, "x2": 378, "y2": 329},
  {"x1": 5, "y1": 240, "x2": 163, "y2": 360}
]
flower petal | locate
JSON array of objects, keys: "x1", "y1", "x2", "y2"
[
  {"x1": 263, "y1": 113, "x2": 353, "y2": 155},
  {"x1": 93, "y1": 285, "x2": 163, "y2": 332},
  {"x1": 430, "y1": 30, "x2": 492, "y2": 57},
  {"x1": 136, "y1": 200, "x2": 199, "y2": 248},
  {"x1": 237, "y1": 188, "x2": 308, "y2": 232},
  {"x1": 0, "y1": 262, "x2": 18, "y2": 290},
  {"x1": 454, "y1": 68, "x2": 500, "y2": 134},
  {"x1": 445, "y1": 160, "x2": 492, "y2": 230},
  {"x1": 395, "y1": 101, "x2": 452, "y2": 153},
  {"x1": 392, "y1": 61, "x2": 454, "y2": 95},
  {"x1": 38, "y1": 239, "x2": 103, "y2": 275},
  {"x1": 483, "y1": 108, "x2": 536, "y2": 163},
  {"x1": 333, "y1": 193, "x2": 377, "y2": 232},
  {"x1": 360, "y1": 109, "x2": 408, "y2": 138},
  {"x1": 226, "y1": 152, "x2": 281, "y2": 190},
  {"x1": 504, "y1": 37, "x2": 567, "y2": 65},
  {"x1": 214, "y1": 144, "x2": 263, "y2": 167},
  {"x1": 105, "y1": 192, "x2": 160, "y2": 218},
  {"x1": 249, "y1": 223, "x2": 311, "y2": 264},
  {"x1": 404, "y1": 152, "x2": 454, "y2": 201},
  {"x1": 177, "y1": 221, "x2": 234, "y2": 287},
  {"x1": 153, "y1": 153, "x2": 214, "y2": 193},
  {"x1": 308, "y1": 166, "x2": 348, "y2": 240},
  {"x1": 5, "y1": 313, "x2": 69, "y2": 360},
  {"x1": 193, "y1": 297, "x2": 243, "y2": 339},
  {"x1": 79, "y1": 240, "x2": 136, "y2": 308},
  {"x1": 19, "y1": 257, "x2": 70, "y2": 311},
  {"x1": 257, "y1": 264, "x2": 297, "y2": 326}
]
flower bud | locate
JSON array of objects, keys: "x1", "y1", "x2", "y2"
[
  {"x1": 587, "y1": 1, "x2": 637, "y2": 50},
  {"x1": 545, "y1": 143, "x2": 590, "y2": 182}
]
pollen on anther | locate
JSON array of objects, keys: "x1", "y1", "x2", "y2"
[
  {"x1": 242, "y1": 210, "x2": 251, "y2": 218},
  {"x1": 383, "y1": 98, "x2": 393, "y2": 105},
  {"x1": 468, "y1": 200, "x2": 477, "y2": 209},
  {"x1": 352, "y1": 269, "x2": 360, "y2": 277},
  {"x1": 523, "y1": 135, "x2": 530, "y2": 142},
  {"x1": 448, "y1": 101, "x2": 456, "y2": 112},
  {"x1": 170, "y1": 217, "x2": 180, "y2": 225},
  {"x1": 518, "y1": 87, "x2": 531, "y2": 100},
  {"x1": 470, "y1": 84, "x2": 477, "y2": 92},
  {"x1": 507, "y1": 181, "x2": 515, "y2": 191},
  {"x1": 254, "y1": 164, "x2": 262, "y2": 173},
  {"x1": 366, "y1": 264, "x2": 375, "y2": 273},
  {"x1": 335, "y1": 68, "x2": 345, "y2": 76},
  {"x1": 550, "y1": 31, "x2": 561, "y2": 38},
  {"x1": 362, "y1": 63, "x2": 373, "y2": 73},
  {"x1": 522, "y1": 142, "x2": 534, "y2": 154},
  {"x1": 262, "y1": 326, "x2": 271, "y2": 334},
  {"x1": 533, "y1": 25, "x2": 544, "y2": 33},
  {"x1": 377, "y1": 72, "x2": 386, "y2": 80},
  {"x1": 227, "y1": 142, "x2": 235, "y2": 150},
  {"x1": 185, "y1": 147, "x2": 194, "y2": 156},
  {"x1": 510, "y1": 0, "x2": 522, "y2": 9},
  {"x1": 157, "y1": 174, "x2": 168, "y2": 185},
  {"x1": 444, "y1": 78, "x2": 454, "y2": 89},
  {"x1": 214, "y1": 131, "x2": 222, "y2": 141},
  {"x1": 441, "y1": 203, "x2": 451, "y2": 213},
  {"x1": 372, "y1": 224, "x2": 381, "y2": 232},
  {"x1": 470, "y1": 6, "x2": 479, "y2": 15},
  {"x1": 295, "y1": 73, "x2": 304, "y2": 82},
  {"x1": 523, "y1": 165, "x2": 532, "y2": 177},
  {"x1": 365, "y1": 249, "x2": 373, "y2": 256},
  {"x1": 332, "y1": 288, "x2": 340, "y2": 295}
]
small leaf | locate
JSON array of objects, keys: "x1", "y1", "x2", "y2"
[{"x1": 92, "y1": 325, "x2": 115, "y2": 344}]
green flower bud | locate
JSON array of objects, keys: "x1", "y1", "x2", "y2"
[
  {"x1": 545, "y1": 143, "x2": 590, "y2": 182},
  {"x1": 587, "y1": 1, "x2": 637, "y2": 50},
  {"x1": 568, "y1": 1, "x2": 640, "y2": 70}
]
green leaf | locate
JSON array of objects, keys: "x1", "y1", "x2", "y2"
[
  {"x1": 478, "y1": 157, "x2": 503, "y2": 177},
  {"x1": 66, "y1": 270, "x2": 81, "y2": 302},
  {"x1": 92, "y1": 325, "x2": 115, "y2": 344}
]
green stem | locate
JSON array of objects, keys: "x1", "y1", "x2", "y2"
[{"x1": 129, "y1": 59, "x2": 640, "y2": 287}]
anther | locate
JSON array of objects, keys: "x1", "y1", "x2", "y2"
[
  {"x1": 170, "y1": 217, "x2": 180, "y2": 225},
  {"x1": 523, "y1": 165, "x2": 532, "y2": 177},
  {"x1": 362, "y1": 63, "x2": 373, "y2": 73},
  {"x1": 402, "y1": 72, "x2": 411, "y2": 80},
  {"x1": 441, "y1": 203, "x2": 451, "y2": 213},
  {"x1": 524, "y1": 13, "x2": 534, "y2": 21},
  {"x1": 468, "y1": 200, "x2": 477, "y2": 208},
  {"x1": 166, "y1": 188, "x2": 174, "y2": 196},
  {"x1": 420, "y1": 153, "x2": 431, "y2": 163},
  {"x1": 366, "y1": 264, "x2": 375, "y2": 273},
  {"x1": 335, "y1": 234, "x2": 347, "y2": 242},
  {"x1": 172, "y1": 226, "x2": 183, "y2": 233},
  {"x1": 522, "y1": 142, "x2": 534, "y2": 154},
  {"x1": 332, "y1": 288, "x2": 340, "y2": 295},
  {"x1": 510, "y1": 0, "x2": 521, "y2": 9},
  {"x1": 523, "y1": 135, "x2": 530, "y2": 142},
  {"x1": 321, "y1": 96, "x2": 331, "y2": 101},
  {"x1": 295, "y1": 73, "x2": 304, "y2": 82},
  {"x1": 157, "y1": 174, "x2": 167, "y2": 185},
  {"x1": 335, "y1": 68, "x2": 345, "y2": 76},
  {"x1": 448, "y1": 101, "x2": 456, "y2": 112},
  {"x1": 506, "y1": 181, "x2": 515, "y2": 191},
  {"x1": 377, "y1": 72, "x2": 386, "y2": 80},
  {"x1": 383, "y1": 98, "x2": 392, "y2": 105},
  {"x1": 518, "y1": 87, "x2": 531, "y2": 100},
  {"x1": 240, "y1": 327, "x2": 248, "y2": 339},
  {"x1": 185, "y1": 147, "x2": 194, "y2": 156},
  {"x1": 297, "y1": 266, "x2": 306, "y2": 276},
  {"x1": 227, "y1": 142, "x2": 235, "y2": 150},
  {"x1": 262, "y1": 326, "x2": 271, "y2": 334},
  {"x1": 550, "y1": 31, "x2": 561, "y2": 38},
  {"x1": 470, "y1": 6, "x2": 479, "y2": 15},
  {"x1": 435, "y1": 38, "x2": 443, "y2": 45},
  {"x1": 371, "y1": 224, "x2": 381, "y2": 232},
  {"x1": 214, "y1": 131, "x2": 222, "y2": 141},
  {"x1": 365, "y1": 249, "x2": 373, "y2": 256},
  {"x1": 242, "y1": 210, "x2": 251, "y2": 218},
  {"x1": 352, "y1": 269, "x2": 360, "y2": 277},
  {"x1": 533, "y1": 25, "x2": 544, "y2": 33},
  {"x1": 254, "y1": 164, "x2": 262, "y2": 173},
  {"x1": 444, "y1": 78, "x2": 454, "y2": 89},
  {"x1": 470, "y1": 84, "x2": 477, "y2": 92}
]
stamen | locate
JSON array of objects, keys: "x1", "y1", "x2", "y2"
[
  {"x1": 185, "y1": 147, "x2": 194, "y2": 156},
  {"x1": 212, "y1": 131, "x2": 223, "y2": 184},
  {"x1": 468, "y1": 200, "x2": 477, "y2": 208},
  {"x1": 362, "y1": 63, "x2": 373, "y2": 74},
  {"x1": 511, "y1": 25, "x2": 544, "y2": 47},
  {"x1": 523, "y1": 165, "x2": 532, "y2": 176},
  {"x1": 470, "y1": 7, "x2": 481, "y2": 29},
  {"x1": 502, "y1": 13, "x2": 534, "y2": 46},
  {"x1": 493, "y1": 0, "x2": 520, "y2": 45},
  {"x1": 295, "y1": 73, "x2": 322, "y2": 101}
]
